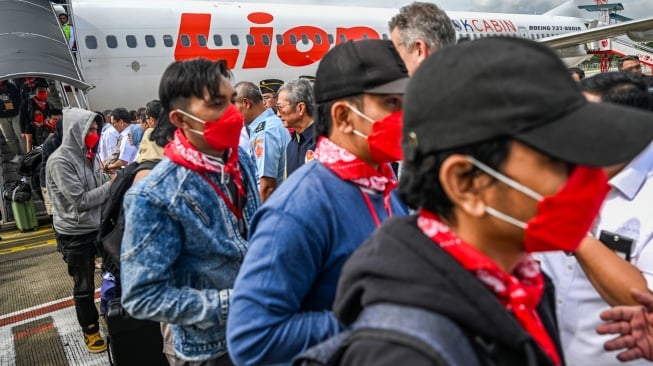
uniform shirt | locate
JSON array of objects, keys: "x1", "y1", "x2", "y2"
[
  {"x1": 539, "y1": 142, "x2": 653, "y2": 366},
  {"x1": 286, "y1": 123, "x2": 316, "y2": 177},
  {"x1": 247, "y1": 109, "x2": 290, "y2": 185}
]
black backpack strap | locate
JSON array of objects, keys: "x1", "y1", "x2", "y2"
[
  {"x1": 293, "y1": 330, "x2": 353, "y2": 366},
  {"x1": 351, "y1": 303, "x2": 481, "y2": 366},
  {"x1": 293, "y1": 303, "x2": 481, "y2": 366}
]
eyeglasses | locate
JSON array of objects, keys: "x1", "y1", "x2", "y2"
[
  {"x1": 263, "y1": 95, "x2": 276, "y2": 101},
  {"x1": 88, "y1": 127, "x2": 98, "y2": 132},
  {"x1": 276, "y1": 103, "x2": 292, "y2": 110}
]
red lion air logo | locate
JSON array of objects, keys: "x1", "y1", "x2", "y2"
[{"x1": 174, "y1": 12, "x2": 380, "y2": 69}]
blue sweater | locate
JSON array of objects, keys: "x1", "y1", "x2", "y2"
[{"x1": 227, "y1": 161, "x2": 408, "y2": 365}]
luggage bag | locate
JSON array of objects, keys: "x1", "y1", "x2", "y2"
[
  {"x1": 11, "y1": 198, "x2": 38, "y2": 232},
  {"x1": 105, "y1": 298, "x2": 168, "y2": 366}
]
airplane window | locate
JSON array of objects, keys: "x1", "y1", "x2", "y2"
[
  {"x1": 145, "y1": 35, "x2": 156, "y2": 48},
  {"x1": 231, "y1": 34, "x2": 239, "y2": 46},
  {"x1": 290, "y1": 34, "x2": 297, "y2": 45},
  {"x1": 246, "y1": 35, "x2": 254, "y2": 45},
  {"x1": 339, "y1": 34, "x2": 346, "y2": 43},
  {"x1": 126, "y1": 35, "x2": 137, "y2": 48},
  {"x1": 85, "y1": 35, "x2": 97, "y2": 49},
  {"x1": 163, "y1": 35, "x2": 174, "y2": 47},
  {"x1": 327, "y1": 34, "x2": 334, "y2": 44},
  {"x1": 362, "y1": 34, "x2": 369, "y2": 40},
  {"x1": 262, "y1": 34, "x2": 271, "y2": 46},
  {"x1": 198, "y1": 35, "x2": 207, "y2": 46},
  {"x1": 382, "y1": 34, "x2": 388, "y2": 40},
  {"x1": 106, "y1": 35, "x2": 118, "y2": 49},
  {"x1": 276, "y1": 34, "x2": 284, "y2": 45},
  {"x1": 213, "y1": 35, "x2": 223, "y2": 46},
  {"x1": 301, "y1": 34, "x2": 309, "y2": 45},
  {"x1": 315, "y1": 34, "x2": 322, "y2": 45},
  {"x1": 181, "y1": 35, "x2": 191, "y2": 47}
]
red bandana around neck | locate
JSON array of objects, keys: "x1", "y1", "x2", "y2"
[
  {"x1": 164, "y1": 129, "x2": 244, "y2": 197},
  {"x1": 416, "y1": 209, "x2": 561, "y2": 366},
  {"x1": 315, "y1": 136, "x2": 397, "y2": 225},
  {"x1": 33, "y1": 96, "x2": 46, "y2": 111}
]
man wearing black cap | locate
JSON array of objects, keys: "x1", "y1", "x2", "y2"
[
  {"x1": 227, "y1": 39, "x2": 410, "y2": 366},
  {"x1": 260, "y1": 78, "x2": 284, "y2": 113},
  {"x1": 329, "y1": 37, "x2": 653, "y2": 365}
]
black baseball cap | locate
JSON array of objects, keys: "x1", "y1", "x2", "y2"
[
  {"x1": 259, "y1": 79, "x2": 284, "y2": 94},
  {"x1": 403, "y1": 37, "x2": 653, "y2": 167},
  {"x1": 314, "y1": 39, "x2": 409, "y2": 104}
]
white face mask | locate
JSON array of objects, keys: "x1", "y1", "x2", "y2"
[
  {"x1": 346, "y1": 104, "x2": 375, "y2": 139},
  {"x1": 176, "y1": 109, "x2": 206, "y2": 136},
  {"x1": 466, "y1": 156, "x2": 543, "y2": 229}
]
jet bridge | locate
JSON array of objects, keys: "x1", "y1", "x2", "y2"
[{"x1": 0, "y1": 0, "x2": 92, "y2": 228}]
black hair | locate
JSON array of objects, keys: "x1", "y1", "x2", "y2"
[
  {"x1": 150, "y1": 109, "x2": 176, "y2": 147},
  {"x1": 399, "y1": 138, "x2": 511, "y2": 222},
  {"x1": 145, "y1": 100, "x2": 162, "y2": 120},
  {"x1": 111, "y1": 107, "x2": 130, "y2": 123},
  {"x1": 580, "y1": 71, "x2": 652, "y2": 111},
  {"x1": 618, "y1": 55, "x2": 640, "y2": 71},
  {"x1": 315, "y1": 95, "x2": 363, "y2": 138},
  {"x1": 568, "y1": 67, "x2": 585, "y2": 80},
  {"x1": 158, "y1": 58, "x2": 232, "y2": 111}
]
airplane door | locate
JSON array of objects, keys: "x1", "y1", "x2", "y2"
[{"x1": 518, "y1": 26, "x2": 528, "y2": 39}]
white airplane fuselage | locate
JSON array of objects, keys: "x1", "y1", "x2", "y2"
[{"x1": 69, "y1": 0, "x2": 589, "y2": 111}]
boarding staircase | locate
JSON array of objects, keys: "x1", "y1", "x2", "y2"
[{"x1": 610, "y1": 37, "x2": 653, "y2": 66}]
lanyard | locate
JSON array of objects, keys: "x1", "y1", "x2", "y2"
[
  {"x1": 359, "y1": 188, "x2": 393, "y2": 227},
  {"x1": 199, "y1": 173, "x2": 243, "y2": 220}
]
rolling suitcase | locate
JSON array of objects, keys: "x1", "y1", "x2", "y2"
[
  {"x1": 11, "y1": 182, "x2": 38, "y2": 232},
  {"x1": 106, "y1": 298, "x2": 168, "y2": 366}
]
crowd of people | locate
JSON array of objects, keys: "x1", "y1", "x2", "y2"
[{"x1": 12, "y1": 1, "x2": 653, "y2": 365}]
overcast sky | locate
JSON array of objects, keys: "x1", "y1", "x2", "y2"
[{"x1": 244, "y1": 0, "x2": 652, "y2": 20}]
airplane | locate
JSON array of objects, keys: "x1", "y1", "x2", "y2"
[{"x1": 5, "y1": 0, "x2": 653, "y2": 111}]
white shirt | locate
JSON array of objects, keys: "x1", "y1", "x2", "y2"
[
  {"x1": 539, "y1": 142, "x2": 653, "y2": 366},
  {"x1": 239, "y1": 125, "x2": 249, "y2": 153},
  {"x1": 98, "y1": 123, "x2": 119, "y2": 163},
  {"x1": 116, "y1": 127, "x2": 138, "y2": 164}
]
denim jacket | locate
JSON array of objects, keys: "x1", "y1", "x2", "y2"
[{"x1": 120, "y1": 151, "x2": 260, "y2": 361}]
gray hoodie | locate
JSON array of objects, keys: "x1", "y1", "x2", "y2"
[{"x1": 46, "y1": 107, "x2": 110, "y2": 235}]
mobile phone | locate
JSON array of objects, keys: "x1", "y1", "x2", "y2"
[{"x1": 598, "y1": 230, "x2": 634, "y2": 262}]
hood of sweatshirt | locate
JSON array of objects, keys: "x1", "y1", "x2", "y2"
[{"x1": 59, "y1": 107, "x2": 96, "y2": 154}]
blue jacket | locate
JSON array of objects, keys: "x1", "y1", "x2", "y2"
[
  {"x1": 227, "y1": 161, "x2": 408, "y2": 365},
  {"x1": 120, "y1": 151, "x2": 260, "y2": 362}
]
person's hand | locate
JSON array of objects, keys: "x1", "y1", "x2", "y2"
[{"x1": 597, "y1": 289, "x2": 653, "y2": 362}]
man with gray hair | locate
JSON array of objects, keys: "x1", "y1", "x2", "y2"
[
  {"x1": 235, "y1": 81, "x2": 290, "y2": 202},
  {"x1": 276, "y1": 78, "x2": 317, "y2": 176},
  {"x1": 389, "y1": 1, "x2": 456, "y2": 75}
]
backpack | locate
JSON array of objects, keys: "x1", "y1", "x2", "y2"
[
  {"x1": 17, "y1": 147, "x2": 42, "y2": 177},
  {"x1": 11, "y1": 181, "x2": 32, "y2": 203},
  {"x1": 293, "y1": 303, "x2": 481, "y2": 366},
  {"x1": 98, "y1": 161, "x2": 157, "y2": 277}
]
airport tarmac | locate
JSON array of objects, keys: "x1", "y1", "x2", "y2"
[{"x1": 0, "y1": 226, "x2": 108, "y2": 366}]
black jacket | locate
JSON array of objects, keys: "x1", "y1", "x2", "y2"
[{"x1": 333, "y1": 215, "x2": 565, "y2": 366}]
